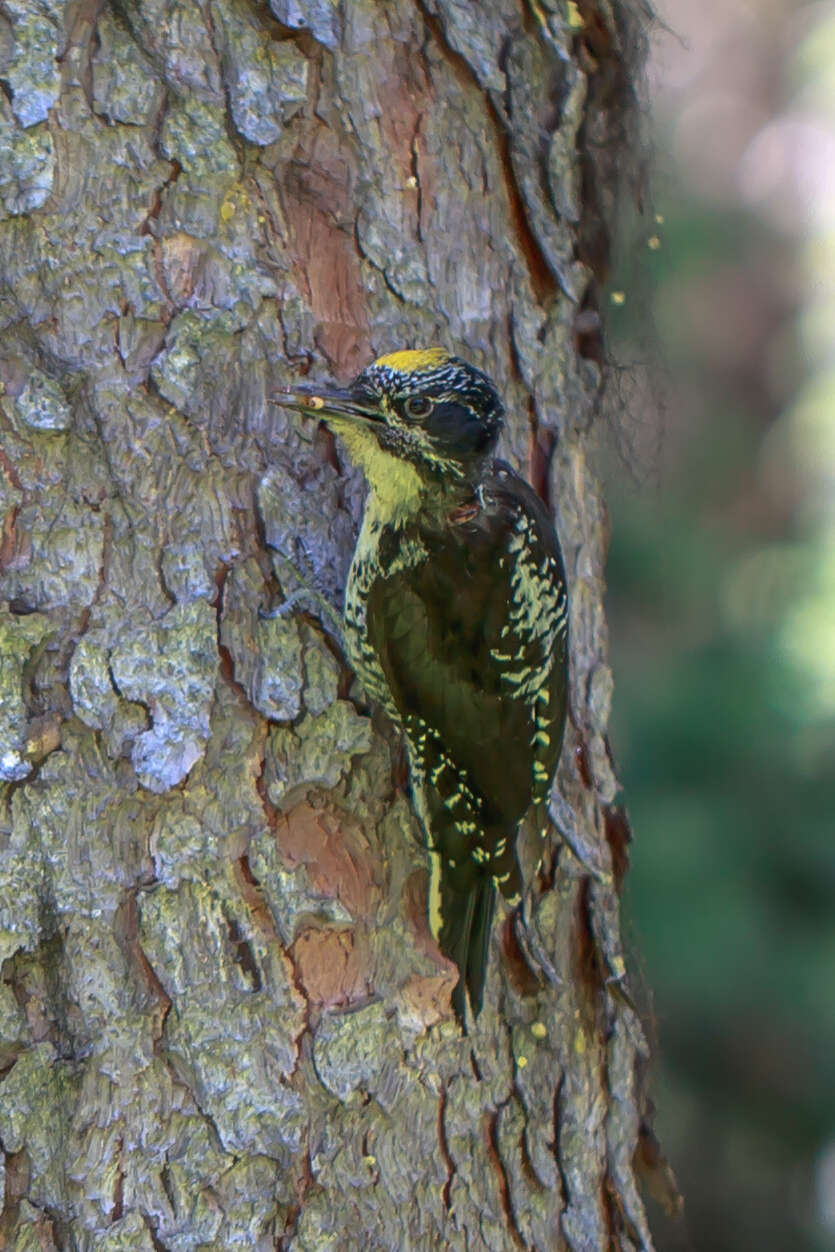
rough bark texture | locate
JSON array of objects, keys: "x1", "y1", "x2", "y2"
[{"x1": 0, "y1": 0, "x2": 661, "y2": 1247}]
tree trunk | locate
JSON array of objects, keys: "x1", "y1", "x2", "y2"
[{"x1": 0, "y1": 0, "x2": 667, "y2": 1247}]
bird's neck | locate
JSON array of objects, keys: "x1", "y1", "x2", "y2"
[{"x1": 338, "y1": 423, "x2": 477, "y2": 529}]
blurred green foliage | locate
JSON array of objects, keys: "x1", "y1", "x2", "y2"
[{"x1": 604, "y1": 191, "x2": 835, "y2": 1251}]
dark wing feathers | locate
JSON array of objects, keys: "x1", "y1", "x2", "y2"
[
  {"x1": 368, "y1": 535, "x2": 526, "y2": 825},
  {"x1": 367, "y1": 467, "x2": 566, "y2": 832}
]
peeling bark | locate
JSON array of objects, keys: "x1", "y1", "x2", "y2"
[{"x1": 0, "y1": 0, "x2": 671, "y2": 1247}]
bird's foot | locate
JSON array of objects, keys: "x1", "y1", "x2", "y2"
[{"x1": 260, "y1": 552, "x2": 344, "y2": 645}]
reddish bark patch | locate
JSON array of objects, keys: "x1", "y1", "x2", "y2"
[
  {"x1": 0, "y1": 504, "x2": 29, "y2": 574},
  {"x1": 277, "y1": 800, "x2": 380, "y2": 921},
  {"x1": 279, "y1": 36, "x2": 434, "y2": 376},
  {"x1": 280, "y1": 130, "x2": 370, "y2": 376},
  {"x1": 0, "y1": 505, "x2": 19, "y2": 574},
  {"x1": 291, "y1": 924, "x2": 369, "y2": 1007},
  {"x1": 161, "y1": 231, "x2": 203, "y2": 305},
  {"x1": 528, "y1": 423, "x2": 554, "y2": 507},
  {"x1": 374, "y1": 39, "x2": 435, "y2": 236},
  {"x1": 0, "y1": 447, "x2": 23, "y2": 492},
  {"x1": 574, "y1": 736, "x2": 593, "y2": 789},
  {"x1": 399, "y1": 973, "x2": 454, "y2": 1027},
  {"x1": 499, "y1": 912, "x2": 540, "y2": 999},
  {"x1": 602, "y1": 803, "x2": 632, "y2": 888}
]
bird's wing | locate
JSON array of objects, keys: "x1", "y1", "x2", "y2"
[{"x1": 366, "y1": 466, "x2": 568, "y2": 847}]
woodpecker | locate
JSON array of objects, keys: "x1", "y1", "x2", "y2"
[{"x1": 276, "y1": 348, "x2": 568, "y2": 1019}]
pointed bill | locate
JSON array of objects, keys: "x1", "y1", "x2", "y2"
[{"x1": 270, "y1": 383, "x2": 382, "y2": 425}]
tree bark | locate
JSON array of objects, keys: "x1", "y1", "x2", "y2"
[{"x1": 0, "y1": 0, "x2": 665, "y2": 1247}]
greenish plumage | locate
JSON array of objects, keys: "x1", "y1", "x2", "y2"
[{"x1": 276, "y1": 350, "x2": 568, "y2": 1021}]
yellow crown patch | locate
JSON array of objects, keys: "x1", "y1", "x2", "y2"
[{"x1": 373, "y1": 348, "x2": 451, "y2": 373}]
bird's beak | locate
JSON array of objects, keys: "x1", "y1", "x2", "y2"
[{"x1": 270, "y1": 382, "x2": 382, "y2": 425}]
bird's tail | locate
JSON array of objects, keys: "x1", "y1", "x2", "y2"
[
  {"x1": 430, "y1": 851, "x2": 515, "y2": 1026},
  {"x1": 435, "y1": 874, "x2": 496, "y2": 1022},
  {"x1": 427, "y1": 826, "x2": 526, "y2": 1021}
]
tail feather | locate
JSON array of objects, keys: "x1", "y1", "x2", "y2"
[
  {"x1": 464, "y1": 878, "x2": 496, "y2": 1017},
  {"x1": 437, "y1": 875, "x2": 496, "y2": 1022}
]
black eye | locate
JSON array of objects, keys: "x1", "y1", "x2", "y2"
[{"x1": 403, "y1": 396, "x2": 433, "y2": 420}]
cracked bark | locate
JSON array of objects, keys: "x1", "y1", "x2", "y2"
[{"x1": 0, "y1": 0, "x2": 675, "y2": 1247}]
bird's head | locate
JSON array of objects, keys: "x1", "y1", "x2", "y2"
[{"x1": 275, "y1": 349, "x2": 503, "y2": 486}]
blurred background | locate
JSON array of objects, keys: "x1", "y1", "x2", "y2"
[{"x1": 603, "y1": 0, "x2": 835, "y2": 1248}]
